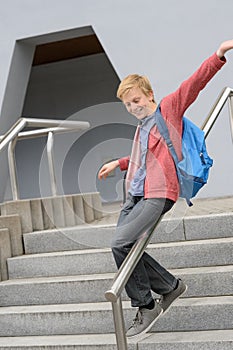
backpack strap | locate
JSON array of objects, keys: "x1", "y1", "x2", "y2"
[
  {"x1": 155, "y1": 105, "x2": 193, "y2": 206},
  {"x1": 155, "y1": 105, "x2": 180, "y2": 166}
]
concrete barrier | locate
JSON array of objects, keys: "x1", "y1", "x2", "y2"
[
  {"x1": 0, "y1": 193, "x2": 103, "y2": 234},
  {"x1": 0, "y1": 228, "x2": 11, "y2": 280},
  {"x1": 1, "y1": 200, "x2": 33, "y2": 233},
  {"x1": 62, "y1": 195, "x2": 76, "y2": 227},
  {"x1": 0, "y1": 215, "x2": 23, "y2": 256},
  {"x1": 30, "y1": 199, "x2": 44, "y2": 231}
]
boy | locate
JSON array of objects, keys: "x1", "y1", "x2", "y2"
[{"x1": 98, "y1": 39, "x2": 233, "y2": 338}]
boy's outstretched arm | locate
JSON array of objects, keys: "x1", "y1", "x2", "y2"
[
  {"x1": 216, "y1": 39, "x2": 233, "y2": 58},
  {"x1": 98, "y1": 156, "x2": 130, "y2": 180},
  {"x1": 98, "y1": 160, "x2": 120, "y2": 180}
]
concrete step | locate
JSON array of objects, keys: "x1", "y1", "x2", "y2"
[
  {"x1": 138, "y1": 330, "x2": 233, "y2": 350},
  {"x1": 23, "y1": 212, "x2": 233, "y2": 254},
  {"x1": 152, "y1": 295, "x2": 233, "y2": 333},
  {"x1": 0, "y1": 330, "x2": 232, "y2": 350},
  {"x1": 0, "y1": 296, "x2": 232, "y2": 336},
  {"x1": 23, "y1": 224, "x2": 117, "y2": 254},
  {"x1": 8, "y1": 237, "x2": 233, "y2": 279},
  {"x1": 0, "y1": 265, "x2": 232, "y2": 306},
  {"x1": 0, "y1": 334, "x2": 120, "y2": 350}
]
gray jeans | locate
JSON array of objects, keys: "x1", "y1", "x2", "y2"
[{"x1": 111, "y1": 195, "x2": 177, "y2": 307}]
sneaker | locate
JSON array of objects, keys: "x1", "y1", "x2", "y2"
[
  {"x1": 126, "y1": 300, "x2": 163, "y2": 338},
  {"x1": 159, "y1": 279, "x2": 187, "y2": 314}
]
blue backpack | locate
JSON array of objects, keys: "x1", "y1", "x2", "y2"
[{"x1": 155, "y1": 106, "x2": 213, "y2": 206}]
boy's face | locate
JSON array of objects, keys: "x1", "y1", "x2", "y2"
[{"x1": 122, "y1": 87, "x2": 155, "y2": 120}]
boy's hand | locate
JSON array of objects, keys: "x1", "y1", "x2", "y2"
[
  {"x1": 216, "y1": 39, "x2": 233, "y2": 58},
  {"x1": 98, "y1": 160, "x2": 119, "y2": 180}
]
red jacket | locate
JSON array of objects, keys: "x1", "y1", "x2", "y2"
[{"x1": 119, "y1": 53, "x2": 226, "y2": 202}]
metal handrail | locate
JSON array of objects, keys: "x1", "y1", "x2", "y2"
[
  {"x1": 201, "y1": 86, "x2": 233, "y2": 137},
  {"x1": 105, "y1": 86, "x2": 233, "y2": 349},
  {"x1": 0, "y1": 117, "x2": 90, "y2": 200}
]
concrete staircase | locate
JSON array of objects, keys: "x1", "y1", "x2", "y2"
[{"x1": 0, "y1": 198, "x2": 232, "y2": 349}]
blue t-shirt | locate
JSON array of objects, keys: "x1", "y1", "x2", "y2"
[{"x1": 129, "y1": 113, "x2": 156, "y2": 196}]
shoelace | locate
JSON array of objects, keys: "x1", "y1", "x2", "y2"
[{"x1": 131, "y1": 309, "x2": 143, "y2": 326}]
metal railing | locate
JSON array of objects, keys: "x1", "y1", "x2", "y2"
[
  {"x1": 104, "y1": 86, "x2": 233, "y2": 349},
  {"x1": 0, "y1": 118, "x2": 90, "y2": 200}
]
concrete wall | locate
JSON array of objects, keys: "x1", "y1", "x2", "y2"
[
  {"x1": 18, "y1": 53, "x2": 135, "y2": 202},
  {"x1": 1, "y1": 0, "x2": 233, "y2": 202}
]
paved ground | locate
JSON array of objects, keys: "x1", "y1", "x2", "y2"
[{"x1": 99, "y1": 196, "x2": 233, "y2": 225}]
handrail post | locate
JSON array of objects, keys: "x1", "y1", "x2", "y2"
[
  {"x1": 228, "y1": 95, "x2": 233, "y2": 143},
  {"x1": 111, "y1": 297, "x2": 128, "y2": 350},
  {"x1": 8, "y1": 138, "x2": 19, "y2": 200},
  {"x1": 47, "y1": 131, "x2": 58, "y2": 197}
]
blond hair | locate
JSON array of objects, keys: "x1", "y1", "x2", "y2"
[{"x1": 117, "y1": 74, "x2": 155, "y2": 102}]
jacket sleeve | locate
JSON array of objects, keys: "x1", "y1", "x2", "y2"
[
  {"x1": 118, "y1": 156, "x2": 130, "y2": 171},
  {"x1": 161, "y1": 53, "x2": 226, "y2": 122}
]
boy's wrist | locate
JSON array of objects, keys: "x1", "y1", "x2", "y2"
[
  {"x1": 113, "y1": 160, "x2": 120, "y2": 167},
  {"x1": 216, "y1": 49, "x2": 224, "y2": 59}
]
